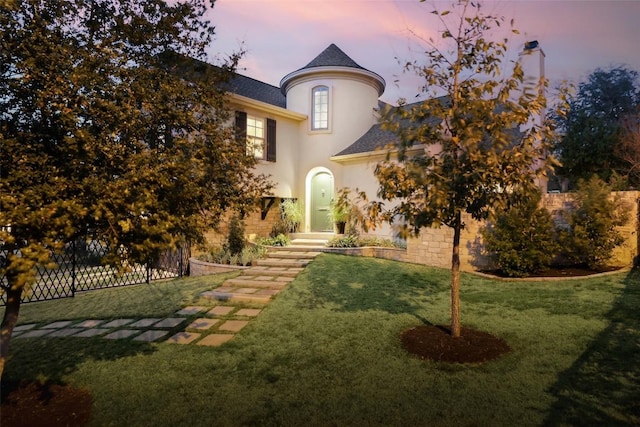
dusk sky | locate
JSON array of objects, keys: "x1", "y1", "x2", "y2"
[{"x1": 205, "y1": 0, "x2": 640, "y2": 104}]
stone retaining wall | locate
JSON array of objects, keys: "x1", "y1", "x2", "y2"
[{"x1": 189, "y1": 258, "x2": 249, "y2": 276}]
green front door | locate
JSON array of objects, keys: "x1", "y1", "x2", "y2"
[{"x1": 310, "y1": 172, "x2": 333, "y2": 232}]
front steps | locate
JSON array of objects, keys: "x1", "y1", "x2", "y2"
[{"x1": 200, "y1": 249, "x2": 321, "y2": 304}]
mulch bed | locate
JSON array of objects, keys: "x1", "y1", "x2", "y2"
[
  {"x1": 401, "y1": 325, "x2": 511, "y2": 364},
  {"x1": 1, "y1": 380, "x2": 92, "y2": 427}
]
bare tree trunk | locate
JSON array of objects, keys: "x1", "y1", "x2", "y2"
[
  {"x1": 0, "y1": 284, "x2": 23, "y2": 379},
  {"x1": 450, "y1": 212, "x2": 462, "y2": 338}
]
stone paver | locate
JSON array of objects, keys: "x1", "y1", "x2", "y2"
[
  {"x1": 47, "y1": 328, "x2": 83, "y2": 337},
  {"x1": 187, "y1": 318, "x2": 220, "y2": 331},
  {"x1": 10, "y1": 246, "x2": 316, "y2": 345},
  {"x1": 153, "y1": 318, "x2": 185, "y2": 328},
  {"x1": 76, "y1": 320, "x2": 104, "y2": 328},
  {"x1": 196, "y1": 334, "x2": 234, "y2": 346},
  {"x1": 41, "y1": 320, "x2": 74, "y2": 329},
  {"x1": 104, "y1": 329, "x2": 140, "y2": 340},
  {"x1": 219, "y1": 320, "x2": 249, "y2": 332},
  {"x1": 255, "y1": 289, "x2": 280, "y2": 296},
  {"x1": 234, "y1": 287, "x2": 259, "y2": 294},
  {"x1": 103, "y1": 319, "x2": 135, "y2": 328},
  {"x1": 207, "y1": 306, "x2": 235, "y2": 316},
  {"x1": 166, "y1": 332, "x2": 201, "y2": 344},
  {"x1": 134, "y1": 330, "x2": 169, "y2": 342},
  {"x1": 74, "y1": 328, "x2": 111, "y2": 337},
  {"x1": 130, "y1": 318, "x2": 162, "y2": 328},
  {"x1": 235, "y1": 308, "x2": 262, "y2": 317},
  {"x1": 14, "y1": 324, "x2": 37, "y2": 331},
  {"x1": 17, "y1": 329, "x2": 53, "y2": 338},
  {"x1": 176, "y1": 306, "x2": 207, "y2": 316}
]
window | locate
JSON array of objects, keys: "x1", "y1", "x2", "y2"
[
  {"x1": 312, "y1": 86, "x2": 329, "y2": 130},
  {"x1": 247, "y1": 115, "x2": 265, "y2": 159},
  {"x1": 235, "y1": 111, "x2": 276, "y2": 162}
]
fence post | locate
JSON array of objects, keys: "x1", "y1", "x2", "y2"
[
  {"x1": 147, "y1": 261, "x2": 151, "y2": 284},
  {"x1": 179, "y1": 247, "x2": 184, "y2": 278}
]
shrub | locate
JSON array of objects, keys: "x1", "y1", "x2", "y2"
[
  {"x1": 326, "y1": 235, "x2": 359, "y2": 248},
  {"x1": 559, "y1": 175, "x2": 629, "y2": 269},
  {"x1": 257, "y1": 234, "x2": 290, "y2": 247},
  {"x1": 281, "y1": 199, "x2": 303, "y2": 233},
  {"x1": 481, "y1": 190, "x2": 559, "y2": 277},
  {"x1": 226, "y1": 215, "x2": 245, "y2": 256}
]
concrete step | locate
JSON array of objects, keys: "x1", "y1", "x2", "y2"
[
  {"x1": 290, "y1": 232, "x2": 334, "y2": 240},
  {"x1": 266, "y1": 250, "x2": 321, "y2": 260},
  {"x1": 200, "y1": 288, "x2": 279, "y2": 304},
  {"x1": 255, "y1": 258, "x2": 311, "y2": 268},
  {"x1": 243, "y1": 266, "x2": 303, "y2": 277},
  {"x1": 225, "y1": 277, "x2": 291, "y2": 289}
]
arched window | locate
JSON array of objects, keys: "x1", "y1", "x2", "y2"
[{"x1": 312, "y1": 85, "x2": 329, "y2": 130}]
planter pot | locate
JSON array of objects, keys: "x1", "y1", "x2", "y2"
[{"x1": 335, "y1": 222, "x2": 346, "y2": 234}]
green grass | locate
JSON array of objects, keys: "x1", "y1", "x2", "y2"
[{"x1": 3, "y1": 254, "x2": 639, "y2": 426}]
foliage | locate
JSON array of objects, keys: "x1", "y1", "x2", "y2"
[
  {"x1": 328, "y1": 200, "x2": 350, "y2": 224},
  {"x1": 358, "y1": 237, "x2": 399, "y2": 248},
  {"x1": 280, "y1": 199, "x2": 303, "y2": 233},
  {"x1": 0, "y1": 0, "x2": 272, "y2": 377},
  {"x1": 225, "y1": 215, "x2": 246, "y2": 256},
  {"x1": 558, "y1": 176, "x2": 629, "y2": 269},
  {"x1": 257, "y1": 234, "x2": 291, "y2": 247},
  {"x1": 326, "y1": 235, "x2": 359, "y2": 248},
  {"x1": 482, "y1": 189, "x2": 559, "y2": 277},
  {"x1": 552, "y1": 66, "x2": 640, "y2": 187},
  {"x1": 358, "y1": 0, "x2": 564, "y2": 336},
  {"x1": 614, "y1": 109, "x2": 640, "y2": 186},
  {"x1": 196, "y1": 243, "x2": 266, "y2": 266}
]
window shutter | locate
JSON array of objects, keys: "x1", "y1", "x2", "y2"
[
  {"x1": 266, "y1": 118, "x2": 276, "y2": 162},
  {"x1": 235, "y1": 111, "x2": 247, "y2": 144}
]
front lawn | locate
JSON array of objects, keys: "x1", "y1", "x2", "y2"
[{"x1": 2, "y1": 254, "x2": 638, "y2": 426}]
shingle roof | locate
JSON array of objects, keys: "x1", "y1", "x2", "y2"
[
  {"x1": 224, "y1": 73, "x2": 286, "y2": 108},
  {"x1": 334, "y1": 123, "x2": 398, "y2": 157},
  {"x1": 298, "y1": 43, "x2": 367, "y2": 71},
  {"x1": 280, "y1": 44, "x2": 385, "y2": 96}
]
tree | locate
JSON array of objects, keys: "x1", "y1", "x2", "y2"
[
  {"x1": 614, "y1": 110, "x2": 640, "y2": 186},
  {"x1": 559, "y1": 176, "x2": 629, "y2": 270},
  {"x1": 553, "y1": 66, "x2": 640, "y2": 187},
  {"x1": 481, "y1": 189, "x2": 559, "y2": 277},
  {"x1": 0, "y1": 0, "x2": 271, "y2": 377},
  {"x1": 363, "y1": 0, "x2": 562, "y2": 337}
]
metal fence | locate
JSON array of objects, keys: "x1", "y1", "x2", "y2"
[{"x1": 0, "y1": 239, "x2": 190, "y2": 306}]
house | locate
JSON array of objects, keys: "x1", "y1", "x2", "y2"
[{"x1": 209, "y1": 42, "x2": 550, "y2": 270}]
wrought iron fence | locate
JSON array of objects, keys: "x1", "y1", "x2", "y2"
[{"x1": 0, "y1": 239, "x2": 190, "y2": 306}]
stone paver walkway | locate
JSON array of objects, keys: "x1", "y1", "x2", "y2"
[{"x1": 12, "y1": 247, "x2": 321, "y2": 346}]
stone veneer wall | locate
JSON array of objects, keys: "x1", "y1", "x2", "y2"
[
  {"x1": 402, "y1": 191, "x2": 639, "y2": 271},
  {"x1": 197, "y1": 198, "x2": 283, "y2": 254}
]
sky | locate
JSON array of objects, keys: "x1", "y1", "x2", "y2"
[{"x1": 204, "y1": 0, "x2": 640, "y2": 104}]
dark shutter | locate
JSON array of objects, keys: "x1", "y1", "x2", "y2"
[
  {"x1": 235, "y1": 111, "x2": 247, "y2": 144},
  {"x1": 266, "y1": 118, "x2": 276, "y2": 162}
]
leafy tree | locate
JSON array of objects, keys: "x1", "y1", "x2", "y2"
[
  {"x1": 559, "y1": 176, "x2": 629, "y2": 270},
  {"x1": 364, "y1": 0, "x2": 563, "y2": 337},
  {"x1": 481, "y1": 189, "x2": 559, "y2": 277},
  {"x1": 0, "y1": 0, "x2": 271, "y2": 377},
  {"x1": 614, "y1": 110, "x2": 640, "y2": 185},
  {"x1": 553, "y1": 66, "x2": 640, "y2": 187}
]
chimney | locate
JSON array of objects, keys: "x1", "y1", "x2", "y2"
[{"x1": 519, "y1": 40, "x2": 545, "y2": 87}]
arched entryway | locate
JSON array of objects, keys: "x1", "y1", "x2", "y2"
[{"x1": 308, "y1": 169, "x2": 334, "y2": 232}]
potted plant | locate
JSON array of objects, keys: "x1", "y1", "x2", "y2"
[
  {"x1": 329, "y1": 200, "x2": 349, "y2": 234},
  {"x1": 281, "y1": 199, "x2": 303, "y2": 233}
]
